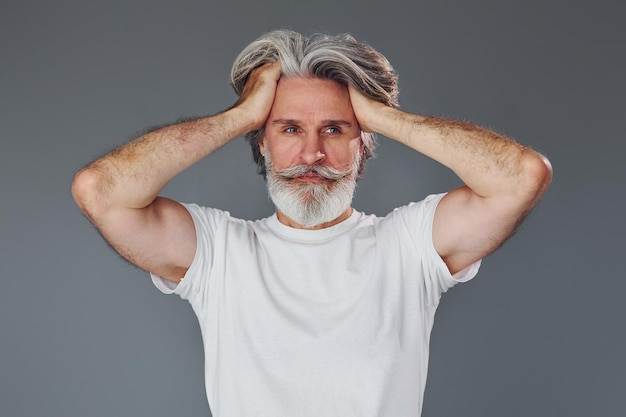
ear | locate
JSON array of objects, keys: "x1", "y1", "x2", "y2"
[
  {"x1": 259, "y1": 135, "x2": 265, "y2": 157},
  {"x1": 358, "y1": 132, "x2": 365, "y2": 155}
]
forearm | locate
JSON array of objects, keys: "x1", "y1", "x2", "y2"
[
  {"x1": 73, "y1": 107, "x2": 252, "y2": 216},
  {"x1": 369, "y1": 107, "x2": 551, "y2": 200}
]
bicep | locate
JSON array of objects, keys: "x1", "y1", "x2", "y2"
[
  {"x1": 96, "y1": 197, "x2": 196, "y2": 283},
  {"x1": 432, "y1": 186, "x2": 530, "y2": 275}
]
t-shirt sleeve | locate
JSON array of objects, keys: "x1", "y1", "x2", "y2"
[
  {"x1": 392, "y1": 193, "x2": 481, "y2": 306},
  {"x1": 150, "y1": 203, "x2": 228, "y2": 304}
]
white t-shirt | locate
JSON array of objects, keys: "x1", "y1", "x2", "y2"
[{"x1": 152, "y1": 193, "x2": 480, "y2": 417}]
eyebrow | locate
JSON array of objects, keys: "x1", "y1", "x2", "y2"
[{"x1": 271, "y1": 119, "x2": 353, "y2": 127}]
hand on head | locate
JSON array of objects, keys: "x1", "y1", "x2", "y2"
[
  {"x1": 235, "y1": 61, "x2": 282, "y2": 131},
  {"x1": 235, "y1": 62, "x2": 392, "y2": 139},
  {"x1": 347, "y1": 84, "x2": 388, "y2": 134}
]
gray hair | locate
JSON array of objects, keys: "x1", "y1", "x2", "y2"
[{"x1": 230, "y1": 30, "x2": 399, "y2": 179}]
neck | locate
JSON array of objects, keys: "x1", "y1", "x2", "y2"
[{"x1": 276, "y1": 207, "x2": 353, "y2": 230}]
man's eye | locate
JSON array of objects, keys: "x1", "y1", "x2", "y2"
[
  {"x1": 285, "y1": 127, "x2": 298, "y2": 133},
  {"x1": 325, "y1": 127, "x2": 340, "y2": 134}
]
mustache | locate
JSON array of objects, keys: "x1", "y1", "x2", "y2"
[{"x1": 273, "y1": 164, "x2": 353, "y2": 181}]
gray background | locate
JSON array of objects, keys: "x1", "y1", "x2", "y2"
[{"x1": 1, "y1": 0, "x2": 624, "y2": 416}]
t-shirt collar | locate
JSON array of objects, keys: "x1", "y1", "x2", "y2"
[{"x1": 266, "y1": 209, "x2": 361, "y2": 243}]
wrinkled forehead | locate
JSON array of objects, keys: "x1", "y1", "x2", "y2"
[
  {"x1": 274, "y1": 76, "x2": 348, "y2": 95},
  {"x1": 270, "y1": 77, "x2": 355, "y2": 122}
]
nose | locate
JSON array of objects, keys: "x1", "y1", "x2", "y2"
[{"x1": 300, "y1": 133, "x2": 325, "y2": 166}]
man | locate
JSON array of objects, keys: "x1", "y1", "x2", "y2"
[{"x1": 72, "y1": 30, "x2": 552, "y2": 416}]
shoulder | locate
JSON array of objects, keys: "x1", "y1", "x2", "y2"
[
  {"x1": 347, "y1": 194, "x2": 446, "y2": 250},
  {"x1": 379, "y1": 193, "x2": 446, "y2": 228},
  {"x1": 183, "y1": 203, "x2": 276, "y2": 242},
  {"x1": 182, "y1": 203, "x2": 247, "y2": 228}
]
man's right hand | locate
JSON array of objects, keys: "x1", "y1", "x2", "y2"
[{"x1": 234, "y1": 61, "x2": 282, "y2": 131}]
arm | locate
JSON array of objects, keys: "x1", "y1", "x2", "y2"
[
  {"x1": 348, "y1": 86, "x2": 552, "y2": 275},
  {"x1": 72, "y1": 62, "x2": 281, "y2": 282}
]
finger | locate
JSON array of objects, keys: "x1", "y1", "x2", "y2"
[
  {"x1": 265, "y1": 60, "x2": 282, "y2": 78},
  {"x1": 251, "y1": 61, "x2": 281, "y2": 82}
]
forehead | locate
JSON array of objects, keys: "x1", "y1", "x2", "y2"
[{"x1": 269, "y1": 77, "x2": 354, "y2": 121}]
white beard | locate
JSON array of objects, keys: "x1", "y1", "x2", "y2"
[{"x1": 265, "y1": 150, "x2": 360, "y2": 228}]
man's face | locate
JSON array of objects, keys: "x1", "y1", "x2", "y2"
[
  {"x1": 261, "y1": 77, "x2": 363, "y2": 228},
  {"x1": 261, "y1": 77, "x2": 362, "y2": 173}
]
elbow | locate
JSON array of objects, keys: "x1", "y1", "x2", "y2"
[
  {"x1": 71, "y1": 167, "x2": 105, "y2": 219},
  {"x1": 520, "y1": 150, "x2": 553, "y2": 201}
]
